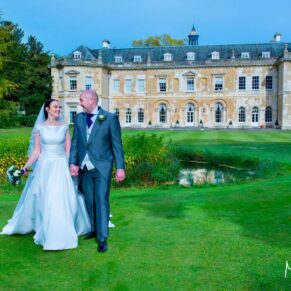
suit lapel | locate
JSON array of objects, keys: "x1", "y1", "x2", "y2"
[
  {"x1": 87, "y1": 108, "x2": 103, "y2": 144},
  {"x1": 80, "y1": 113, "x2": 87, "y2": 143}
]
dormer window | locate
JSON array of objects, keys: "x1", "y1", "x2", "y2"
[
  {"x1": 262, "y1": 51, "x2": 270, "y2": 58},
  {"x1": 163, "y1": 53, "x2": 172, "y2": 62},
  {"x1": 241, "y1": 52, "x2": 250, "y2": 59},
  {"x1": 134, "y1": 55, "x2": 142, "y2": 62},
  {"x1": 73, "y1": 51, "x2": 82, "y2": 59},
  {"x1": 186, "y1": 52, "x2": 196, "y2": 61},
  {"x1": 115, "y1": 56, "x2": 123, "y2": 63},
  {"x1": 211, "y1": 51, "x2": 220, "y2": 60}
]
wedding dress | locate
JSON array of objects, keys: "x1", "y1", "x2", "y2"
[{"x1": 1, "y1": 123, "x2": 90, "y2": 250}]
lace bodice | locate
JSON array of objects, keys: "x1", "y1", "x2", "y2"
[{"x1": 36, "y1": 124, "x2": 69, "y2": 157}]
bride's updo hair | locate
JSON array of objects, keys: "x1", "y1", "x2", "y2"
[{"x1": 44, "y1": 99, "x2": 59, "y2": 119}]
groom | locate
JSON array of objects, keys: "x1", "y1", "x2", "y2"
[{"x1": 69, "y1": 89, "x2": 125, "y2": 253}]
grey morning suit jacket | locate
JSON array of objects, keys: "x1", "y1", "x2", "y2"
[{"x1": 69, "y1": 108, "x2": 125, "y2": 180}]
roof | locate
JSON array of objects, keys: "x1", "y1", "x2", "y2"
[{"x1": 69, "y1": 42, "x2": 289, "y2": 63}]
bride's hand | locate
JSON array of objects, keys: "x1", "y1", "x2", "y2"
[{"x1": 70, "y1": 164, "x2": 79, "y2": 176}]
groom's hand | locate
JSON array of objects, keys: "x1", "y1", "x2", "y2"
[
  {"x1": 115, "y1": 169, "x2": 125, "y2": 183},
  {"x1": 70, "y1": 164, "x2": 79, "y2": 176}
]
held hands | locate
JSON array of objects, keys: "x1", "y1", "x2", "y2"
[
  {"x1": 70, "y1": 164, "x2": 79, "y2": 176},
  {"x1": 115, "y1": 169, "x2": 125, "y2": 183}
]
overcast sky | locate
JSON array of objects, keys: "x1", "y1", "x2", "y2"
[{"x1": 1, "y1": 0, "x2": 291, "y2": 55}]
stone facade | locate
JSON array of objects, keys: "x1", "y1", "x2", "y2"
[{"x1": 50, "y1": 36, "x2": 291, "y2": 129}]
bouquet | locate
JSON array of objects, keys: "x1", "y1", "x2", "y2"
[{"x1": 6, "y1": 165, "x2": 27, "y2": 185}]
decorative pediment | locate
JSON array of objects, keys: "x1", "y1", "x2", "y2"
[
  {"x1": 182, "y1": 71, "x2": 197, "y2": 77},
  {"x1": 65, "y1": 70, "x2": 80, "y2": 75}
]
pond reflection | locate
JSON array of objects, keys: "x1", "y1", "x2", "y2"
[{"x1": 178, "y1": 165, "x2": 254, "y2": 186}]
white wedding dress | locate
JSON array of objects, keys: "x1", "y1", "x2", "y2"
[{"x1": 1, "y1": 124, "x2": 90, "y2": 250}]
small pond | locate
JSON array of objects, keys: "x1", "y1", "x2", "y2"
[{"x1": 179, "y1": 162, "x2": 256, "y2": 186}]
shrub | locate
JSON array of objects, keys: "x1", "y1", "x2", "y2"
[{"x1": 18, "y1": 114, "x2": 38, "y2": 127}]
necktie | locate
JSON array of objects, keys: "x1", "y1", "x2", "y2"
[{"x1": 86, "y1": 113, "x2": 94, "y2": 128}]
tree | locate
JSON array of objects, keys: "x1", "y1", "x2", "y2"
[
  {"x1": 21, "y1": 35, "x2": 52, "y2": 114},
  {"x1": 132, "y1": 33, "x2": 186, "y2": 47},
  {"x1": 0, "y1": 20, "x2": 19, "y2": 99},
  {"x1": 0, "y1": 19, "x2": 52, "y2": 115}
]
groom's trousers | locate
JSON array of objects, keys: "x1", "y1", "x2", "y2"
[{"x1": 80, "y1": 166, "x2": 111, "y2": 242}]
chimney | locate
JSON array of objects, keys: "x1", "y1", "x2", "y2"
[
  {"x1": 102, "y1": 39, "x2": 110, "y2": 48},
  {"x1": 273, "y1": 32, "x2": 281, "y2": 42}
]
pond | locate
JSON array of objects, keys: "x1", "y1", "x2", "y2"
[{"x1": 179, "y1": 162, "x2": 256, "y2": 186}]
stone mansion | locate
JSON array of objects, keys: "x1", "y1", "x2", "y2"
[{"x1": 50, "y1": 27, "x2": 291, "y2": 129}]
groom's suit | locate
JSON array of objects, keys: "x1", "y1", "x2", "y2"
[{"x1": 69, "y1": 108, "x2": 124, "y2": 242}]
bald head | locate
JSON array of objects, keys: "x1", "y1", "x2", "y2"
[
  {"x1": 79, "y1": 90, "x2": 99, "y2": 113},
  {"x1": 81, "y1": 89, "x2": 99, "y2": 102}
]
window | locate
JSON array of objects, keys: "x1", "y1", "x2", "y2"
[
  {"x1": 238, "y1": 107, "x2": 246, "y2": 122},
  {"x1": 69, "y1": 111, "x2": 77, "y2": 124},
  {"x1": 186, "y1": 103, "x2": 195, "y2": 123},
  {"x1": 114, "y1": 108, "x2": 119, "y2": 119},
  {"x1": 215, "y1": 103, "x2": 223, "y2": 123},
  {"x1": 214, "y1": 77, "x2": 223, "y2": 91},
  {"x1": 239, "y1": 76, "x2": 246, "y2": 90},
  {"x1": 265, "y1": 106, "x2": 272, "y2": 122},
  {"x1": 163, "y1": 53, "x2": 172, "y2": 61},
  {"x1": 252, "y1": 76, "x2": 259, "y2": 90},
  {"x1": 159, "y1": 79, "x2": 166, "y2": 92},
  {"x1": 138, "y1": 108, "x2": 144, "y2": 123},
  {"x1": 186, "y1": 78, "x2": 194, "y2": 92},
  {"x1": 125, "y1": 108, "x2": 132, "y2": 124},
  {"x1": 115, "y1": 56, "x2": 122, "y2": 63},
  {"x1": 73, "y1": 51, "x2": 81, "y2": 59},
  {"x1": 262, "y1": 51, "x2": 270, "y2": 58},
  {"x1": 125, "y1": 79, "x2": 132, "y2": 93},
  {"x1": 211, "y1": 51, "x2": 220, "y2": 60},
  {"x1": 137, "y1": 79, "x2": 145, "y2": 93},
  {"x1": 186, "y1": 52, "x2": 195, "y2": 61},
  {"x1": 266, "y1": 76, "x2": 273, "y2": 90},
  {"x1": 241, "y1": 52, "x2": 250, "y2": 59},
  {"x1": 113, "y1": 79, "x2": 120, "y2": 93},
  {"x1": 252, "y1": 107, "x2": 259, "y2": 122},
  {"x1": 85, "y1": 76, "x2": 92, "y2": 90},
  {"x1": 69, "y1": 76, "x2": 77, "y2": 91},
  {"x1": 159, "y1": 104, "x2": 167, "y2": 123},
  {"x1": 134, "y1": 55, "x2": 142, "y2": 62}
]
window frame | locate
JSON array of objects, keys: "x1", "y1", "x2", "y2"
[
  {"x1": 125, "y1": 79, "x2": 132, "y2": 93},
  {"x1": 214, "y1": 76, "x2": 223, "y2": 91},
  {"x1": 266, "y1": 76, "x2": 273, "y2": 91},
  {"x1": 241, "y1": 52, "x2": 250, "y2": 59},
  {"x1": 252, "y1": 76, "x2": 259, "y2": 90},
  {"x1": 238, "y1": 106, "x2": 246, "y2": 122},
  {"x1": 115, "y1": 56, "x2": 123, "y2": 63},
  {"x1": 158, "y1": 78, "x2": 167, "y2": 92},
  {"x1": 69, "y1": 76, "x2": 77, "y2": 91},
  {"x1": 85, "y1": 76, "x2": 93, "y2": 90},
  {"x1": 113, "y1": 79, "x2": 120, "y2": 93},
  {"x1": 133, "y1": 55, "x2": 142, "y2": 63},
  {"x1": 137, "y1": 79, "x2": 145, "y2": 93},
  {"x1": 137, "y1": 108, "x2": 144, "y2": 123},
  {"x1": 265, "y1": 106, "x2": 272, "y2": 122}
]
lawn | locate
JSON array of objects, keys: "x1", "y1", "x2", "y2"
[{"x1": 0, "y1": 128, "x2": 290, "y2": 290}]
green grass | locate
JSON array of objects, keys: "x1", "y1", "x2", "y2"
[{"x1": 0, "y1": 128, "x2": 290, "y2": 289}]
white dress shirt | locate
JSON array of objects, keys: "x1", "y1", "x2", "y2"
[{"x1": 80, "y1": 106, "x2": 99, "y2": 170}]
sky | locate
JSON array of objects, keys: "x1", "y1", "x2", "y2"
[{"x1": 1, "y1": 0, "x2": 291, "y2": 56}]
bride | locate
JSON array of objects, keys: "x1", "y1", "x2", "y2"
[{"x1": 1, "y1": 99, "x2": 91, "y2": 250}]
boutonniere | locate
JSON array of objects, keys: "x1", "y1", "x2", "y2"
[{"x1": 97, "y1": 114, "x2": 107, "y2": 123}]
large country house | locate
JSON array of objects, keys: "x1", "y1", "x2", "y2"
[{"x1": 50, "y1": 27, "x2": 291, "y2": 129}]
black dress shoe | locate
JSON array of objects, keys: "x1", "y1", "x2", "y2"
[
  {"x1": 97, "y1": 241, "x2": 108, "y2": 253},
  {"x1": 84, "y1": 232, "x2": 96, "y2": 240}
]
